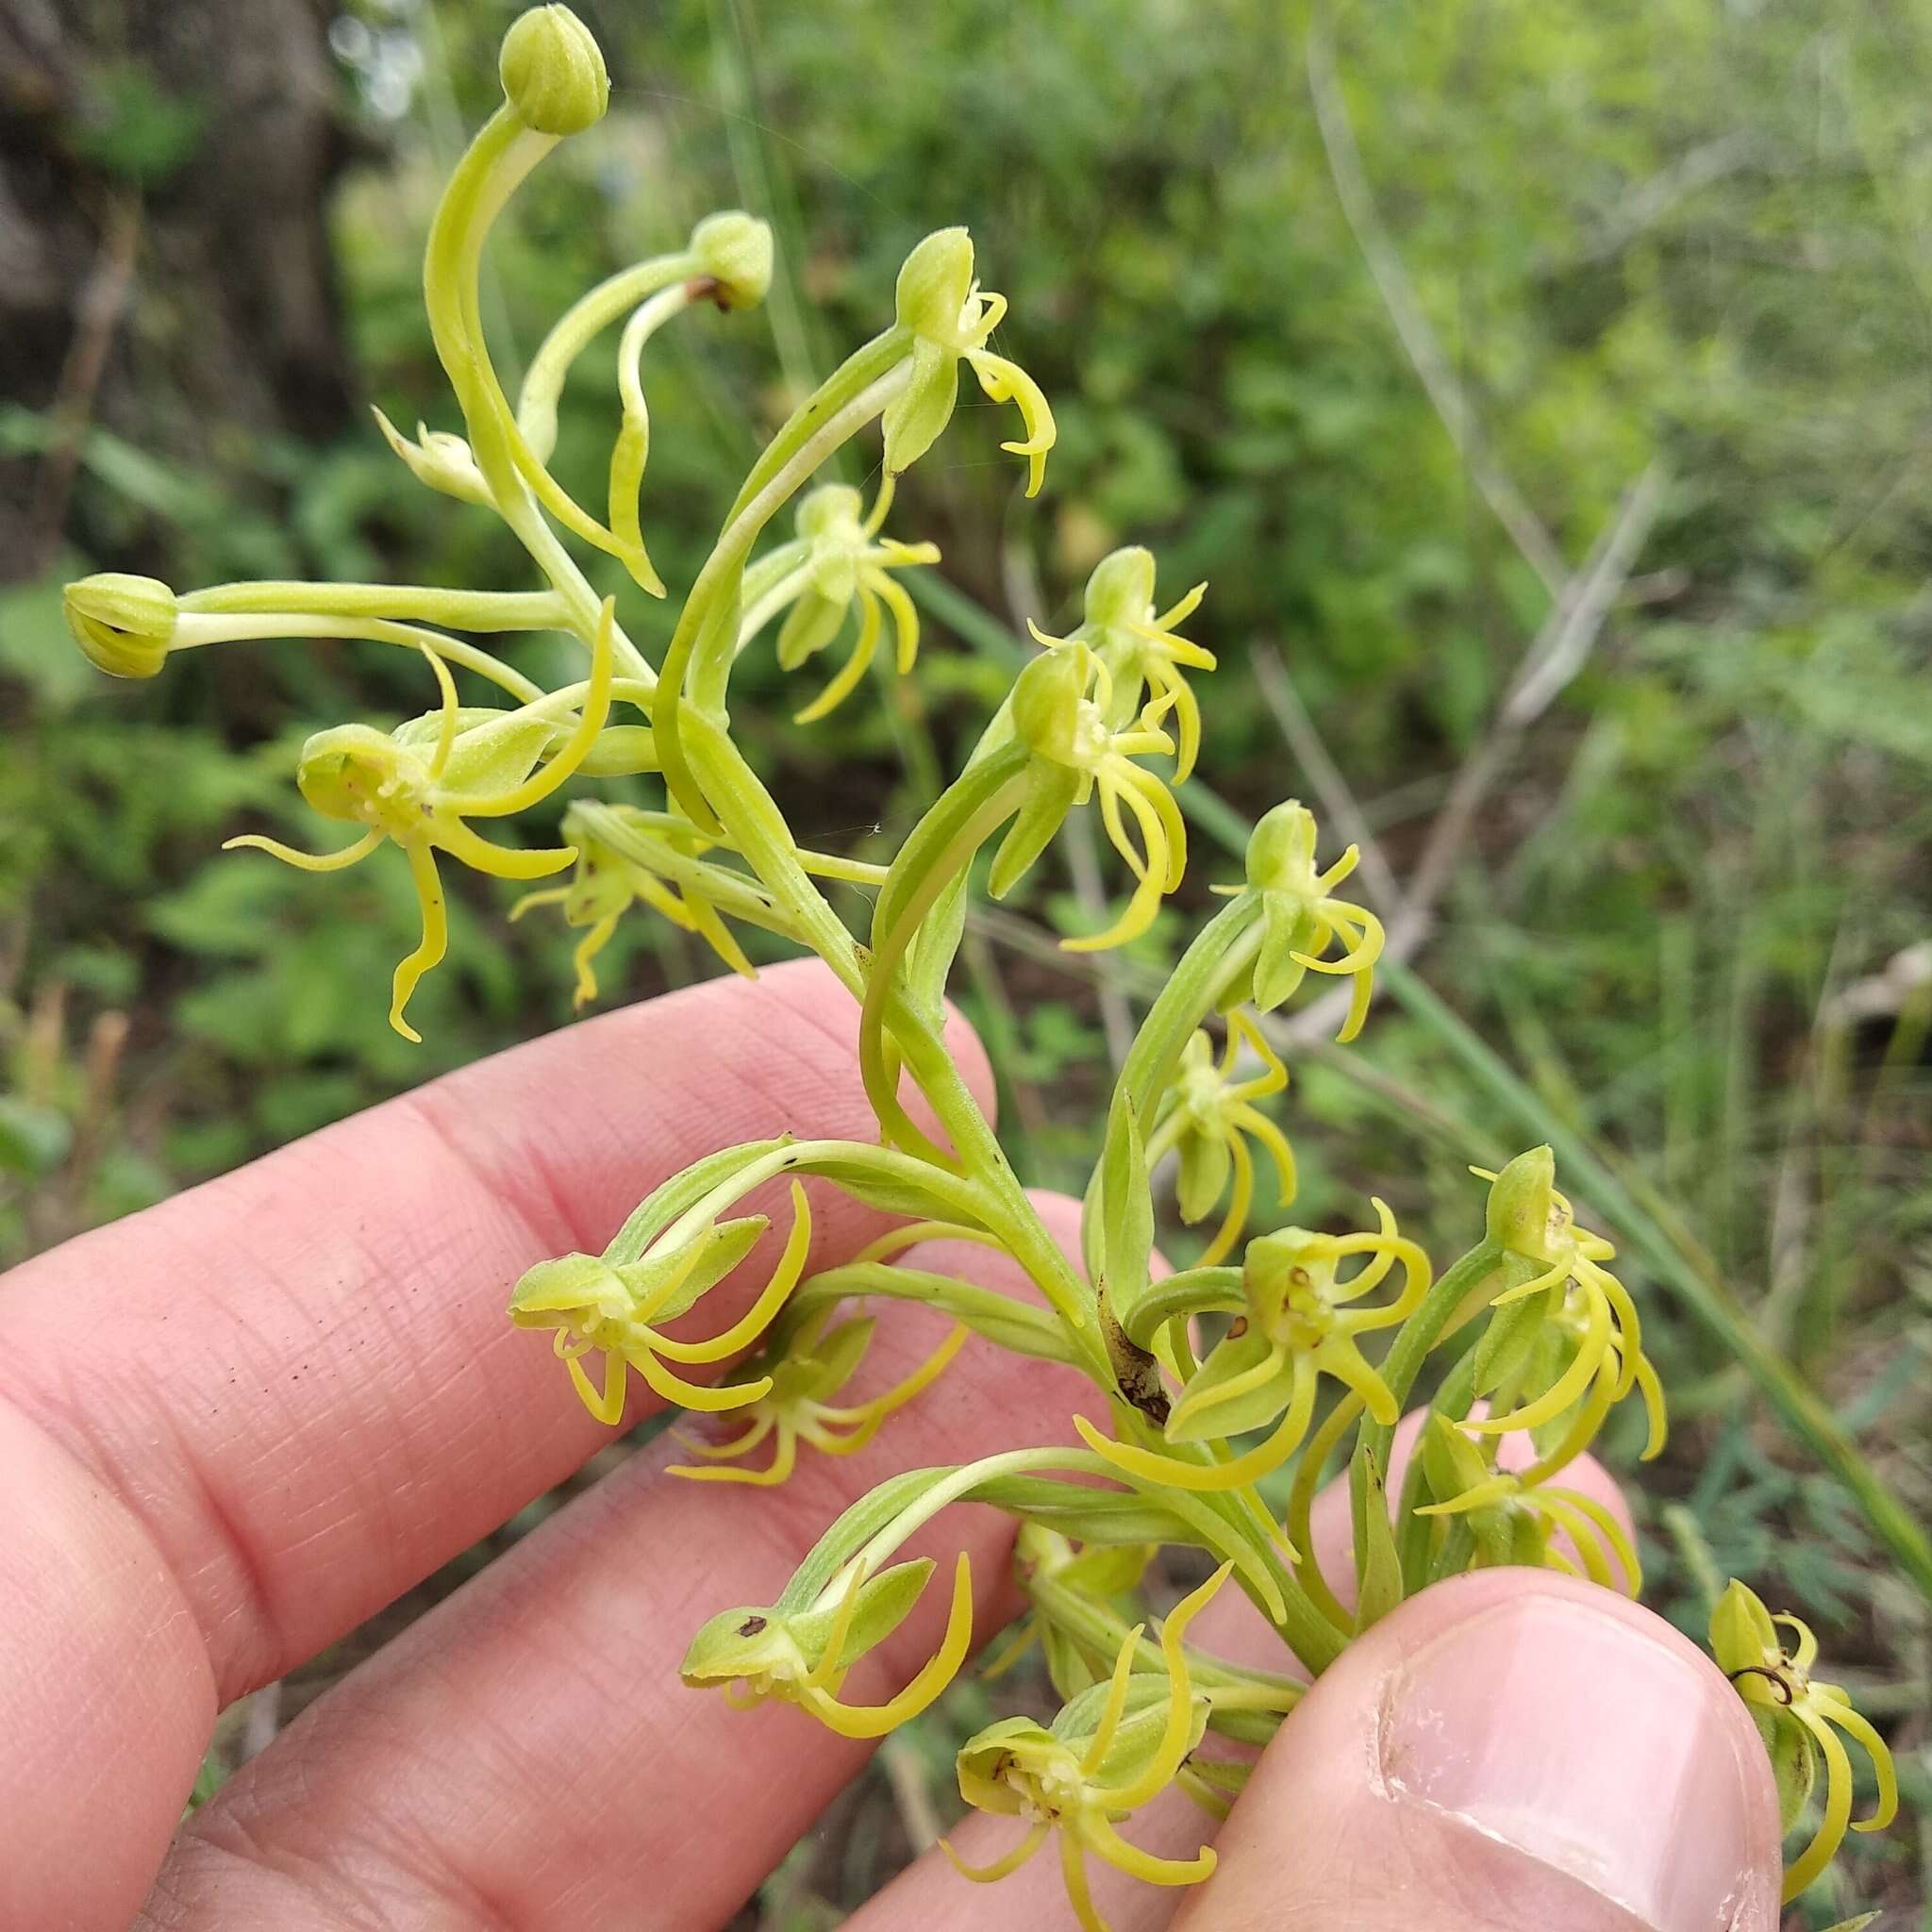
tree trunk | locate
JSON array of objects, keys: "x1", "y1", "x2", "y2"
[{"x1": 0, "y1": 0, "x2": 353, "y2": 577}]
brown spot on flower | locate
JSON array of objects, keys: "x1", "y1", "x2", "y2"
[{"x1": 737, "y1": 1615, "x2": 768, "y2": 1638}]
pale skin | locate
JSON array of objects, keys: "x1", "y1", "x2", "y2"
[{"x1": 0, "y1": 964, "x2": 1782, "y2": 1931}]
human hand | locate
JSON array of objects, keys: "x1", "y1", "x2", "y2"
[{"x1": 0, "y1": 962, "x2": 1780, "y2": 1930}]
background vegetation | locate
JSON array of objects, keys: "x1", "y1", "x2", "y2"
[{"x1": 3, "y1": 0, "x2": 1927, "y2": 1922}]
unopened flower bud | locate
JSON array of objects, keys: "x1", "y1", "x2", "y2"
[
  {"x1": 499, "y1": 5, "x2": 608, "y2": 137},
  {"x1": 691, "y1": 210, "x2": 773, "y2": 309},
  {"x1": 63, "y1": 573, "x2": 177, "y2": 679}
]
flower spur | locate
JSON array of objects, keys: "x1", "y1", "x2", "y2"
[
  {"x1": 1075, "y1": 1204, "x2": 1430, "y2": 1492},
  {"x1": 224, "y1": 596, "x2": 616, "y2": 1040},
  {"x1": 1147, "y1": 1011, "x2": 1298, "y2": 1268},
  {"x1": 666, "y1": 1302, "x2": 969, "y2": 1486},
  {"x1": 508, "y1": 1178, "x2": 814, "y2": 1424},
  {"x1": 941, "y1": 1563, "x2": 1232, "y2": 1932}
]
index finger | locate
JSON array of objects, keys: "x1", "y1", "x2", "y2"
[{"x1": 0, "y1": 961, "x2": 989, "y2": 1932}]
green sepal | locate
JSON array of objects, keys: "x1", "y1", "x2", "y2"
[
  {"x1": 988, "y1": 761, "x2": 1081, "y2": 898},
  {"x1": 793, "y1": 1314, "x2": 875, "y2": 1396},
  {"x1": 1119, "y1": 1265, "x2": 1245, "y2": 1351},
  {"x1": 1471, "y1": 1280, "x2": 1556, "y2": 1397},
  {"x1": 880, "y1": 337, "x2": 958, "y2": 479},
  {"x1": 1252, "y1": 892, "x2": 1314, "y2": 1013},
  {"x1": 1750, "y1": 1703, "x2": 1818, "y2": 1836},
  {"x1": 617, "y1": 1213, "x2": 769, "y2": 1321},
  {"x1": 1709, "y1": 1577, "x2": 1779, "y2": 1674},
  {"x1": 1175, "y1": 1124, "x2": 1232, "y2": 1226},
  {"x1": 776, "y1": 589, "x2": 846, "y2": 669},
  {"x1": 1485, "y1": 1146, "x2": 1557, "y2": 1257},
  {"x1": 1166, "y1": 1328, "x2": 1291, "y2": 1444},
  {"x1": 790, "y1": 1556, "x2": 937, "y2": 1670}
]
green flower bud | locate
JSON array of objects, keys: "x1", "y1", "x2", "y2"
[
  {"x1": 691, "y1": 210, "x2": 773, "y2": 309},
  {"x1": 62, "y1": 573, "x2": 177, "y2": 679},
  {"x1": 499, "y1": 5, "x2": 608, "y2": 136},
  {"x1": 893, "y1": 226, "x2": 974, "y2": 341},
  {"x1": 1083, "y1": 545, "x2": 1158, "y2": 631}
]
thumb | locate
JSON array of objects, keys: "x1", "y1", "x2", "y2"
[{"x1": 1176, "y1": 1567, "x2": 1784, "y2": 1932}]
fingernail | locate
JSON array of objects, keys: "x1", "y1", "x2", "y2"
[{"x1": 1381, "y1": 1592, "x2": 1772, "y2": 1932}]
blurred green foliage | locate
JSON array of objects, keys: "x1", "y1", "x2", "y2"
[{"x1": 3, "y1": 1, "x2": 1927, "y2": 1919}]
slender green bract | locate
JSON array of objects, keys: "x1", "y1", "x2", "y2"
[{"x1": 60, "y1": 12, "x2": 1892, "y2": 1922}]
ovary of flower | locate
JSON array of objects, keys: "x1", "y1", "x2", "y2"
[
  {"x1": 1468, "y1": 1164, "x2": 1668, "y2": 1459},
  {"x1": 512, "y1": 1180, "x2": 814, "y2": 1424},
  {"x1": 223, "y1": 600, "x2": 615, "y2": 1041},
  {"x1": 667, "y1": 1306, "x2": 969, "y2": 1486},
  {"x1": 1150, "y1": 1011, "x2": 1297, "y2": 1269},
  {"x1": 1711, "y1": 1581, "x2": 1899, "y2": 1902},
  {"x1": 1075, "y1": 1205, "x2": 1430, "y2": 1494},
  {"x1": 1416, "y1": 1462, "x2": 1642, "y2": 1596},
  {"x1": 941, "y1": 1564, "x2": 1230, "y2": 1932},
  {"x1": 750, "y1": 479, "x2": 941, "y2": 724}
]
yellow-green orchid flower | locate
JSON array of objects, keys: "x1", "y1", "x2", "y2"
[
  {"x1": 1076, "y1": 1205, "x2": 1430, "y2": 1491},
  {"x1": 224, "y1": 600, "x2": 614, "y2": 1040},
  {"x1": 1470, "y1": 1148, "x2": 1667, "y2": 1459},
  {"x1": 941, "y1": 1564, "x2": 1231, "y2": 1932},
  {"x1": 508, "y1": 1178, "x2": 812, "y2": 1424},
  {"x1": 1006, "y1": 643, "x2": 1189, "y2": 951},
  {"x1": 741, "y1": 479, "x2": 941, "y2": 723},
  {"x1": 667, "y1": 1302, "x2": 968, "y2": 1486},
  {"x1": 1711, "y1": 1580, "x2": 1898, "y2": 1903},
  {"x1": 680, "y1": 1550, "x2": 974, "y2": 1740},
  {"x1": 1147, "y1": 1011, "x2": 1297, "y2": 1268},
  {"x1": 881, "y1": 226, "x2": 1056, "y2": 496},
  {"x1": 1412, "y1": 1411, "x2": 1641, "y2": 1595},
  {"x1": 1031, "y1": 546, "x2": 1215, "y2": 783},
  {"x1": 1220, "y1": 799, "x2": 1385, "y2": 1042}
]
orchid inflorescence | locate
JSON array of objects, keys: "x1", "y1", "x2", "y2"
[{"x1": 62, "y1": 10, "x2": 1892, "y2": 1922}]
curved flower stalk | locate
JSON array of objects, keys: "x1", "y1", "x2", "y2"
[
  {"x1": 1147, "y1": 1012, "x2": 1297, "y2": 1269},
  {"x1": 1218, "y1": 798, "x2": 1385, "y2": 1041},
  {"x1": 680, "y1": 1551, "x2": 974, "y2": 1740},
  {"x1": 882, "y1": 226, "x2": 1057, "y2": 496},
  {"x1": 1412, "y1": 1411, "x2": 1641, "y2": 1594},
  {"x1": 1030, "y1": 546, "x2": 1214, "y2": 782},
  {"x1": 666, "y1": 1305, "x2": 969, "y2": 1486},
  {"x1": 508, "y1": 1177, "x2": 812, "y2": 1423},
  {"x1": 1710, "y1": 1581, "x2": 1898, "y2": 1903},
  {"x1": 739, "y1": 480, "x2": 941, "y2": 723},
  {"x1": 941, "y1": 1564, "x2": 1231, "y2": 1932},
  {"x1": 1471, "y1": 1148, "x2": 1668, "y2": 1458},
  {"x1": 224, "y1": 598, "x2": 615, "y2": 1039},
  {"x1": 1076, "y1": 1206, "x2": 1431, "y2": 1494}
]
